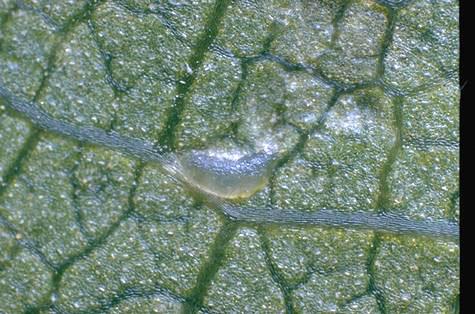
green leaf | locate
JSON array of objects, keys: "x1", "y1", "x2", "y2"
[{"x1": 0, "y1": 0, "x2": 459, "y2": 313}]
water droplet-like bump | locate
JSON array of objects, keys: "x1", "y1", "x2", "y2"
[{"x1": 176, "y1": 150, "x2": 278, "y2": 199}]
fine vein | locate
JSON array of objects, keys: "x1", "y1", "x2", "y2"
[{"x1": 0, "y1": 85, "x2": 459, "y2": 241}]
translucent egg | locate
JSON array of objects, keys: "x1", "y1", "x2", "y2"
[{"x1": 176, "y1": 151, "x2": 278, "y2": 199}]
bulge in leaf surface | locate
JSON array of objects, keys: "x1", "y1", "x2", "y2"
[{"x1": 175, "y1": 150, "x2": 278, "y2": 199}]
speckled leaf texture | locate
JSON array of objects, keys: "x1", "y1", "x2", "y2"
[{"x1": 0, "y1": 0, "x2": 459, "y2": 313}]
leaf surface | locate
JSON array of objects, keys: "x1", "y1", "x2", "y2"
[{"x1": 0, "y1": 0, "x2": 459, "y2": 313}]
